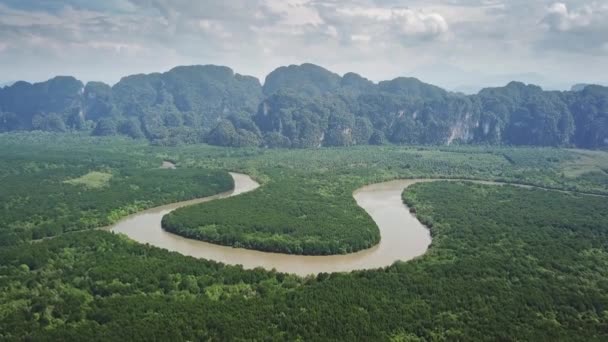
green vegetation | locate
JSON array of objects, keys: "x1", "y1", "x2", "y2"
[
  {"x1": 562, "y1": 149, "x2": 608, "y2": 177},
  {"x1": 163, "y1": 169, "x2": 379, "y2": 255},
  {"x1": 0, "y1": 134, "x2": 233, "y2": 245},
  {"x1": 2, "y1": 133, "x2": 608, "y2": 256},
  {"x1": 2, "y1": 63, "x2": 607, "y2": 148},
  {"x1": 64, "y1": 171, "x2": 113, "y2": 189},
  {"x1": 161, "y1": 144, "x2": 603, "y2": 254},
  {"x1": 1, "y1": 134, "x2": 608, "y2": 339},
  {"x1": 2, "y1": 167, "x2": 608, "y2": 340},
  {"x1": 0, "y1": 231, "x2": 302, "y2": 340}
]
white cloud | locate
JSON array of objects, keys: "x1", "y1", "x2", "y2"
[
  {"x1": 0, "y1": 0, "x2": 606, "y2": 88},
  {"x1": 537, "y1": 2, "x2": 608, "y2": 55},
  {"x1": 198, "y1": 20, "x2": 232, "y2": 38},
  {"x1": 543, "y1": 2, "x2": 596, "y2": 32},
  {"x1": 264, "y1": 0, "x2": 323, "y2": 26},
  {"x1": 350, "y1": 34, "x2": 371, "y2": 43},
  {"x1": 335, "y1": 7, "x2": 394, "y2": 20},
  {"x1": 333, "y1": 6, "x2": 448, "y2": 40},
  {"x1": 392, "y1": 9, "x2": 448, "y2": 39}
]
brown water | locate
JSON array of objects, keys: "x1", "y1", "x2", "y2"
[{"x1": 108, "y1": 173, "x2": 435, "y2": 276}]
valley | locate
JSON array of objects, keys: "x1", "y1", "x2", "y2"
[
  {"x1": 3, "y1": 1, "x2": 608, "y2": 340},
  {"x1": 1, "y1": 133, "x2": 608, "y2": 340}
]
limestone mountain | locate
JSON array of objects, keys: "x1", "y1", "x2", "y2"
[{"x1": 0, "y1": 63, "x2": 606, "y2": 148}]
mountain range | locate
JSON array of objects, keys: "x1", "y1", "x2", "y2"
[{"x1": 0, "y1": 63, "x2": 606, "y2": 149}]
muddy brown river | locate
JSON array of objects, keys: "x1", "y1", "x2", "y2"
[
  {"x1": 106, "y1": 160, "x2": 604, "y2": 275},
  {"x1": 111, "y1": 168, "x2": 595, "y2": 275},
  {"x1": 109, "y1": 172, "x2": 437, "y2": 276}
]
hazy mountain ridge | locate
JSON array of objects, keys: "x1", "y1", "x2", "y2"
[{"x1": 0, "y1": 63, "x2": 606, "y2": 148}]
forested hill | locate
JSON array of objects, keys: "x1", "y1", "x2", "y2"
[{"x1": 1, "y1": 63, "x2": 606, "y2": 148}]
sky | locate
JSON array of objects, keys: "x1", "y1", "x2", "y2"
[{"x1": 0, "y1": 0, "x2": 606, "y2": 92}]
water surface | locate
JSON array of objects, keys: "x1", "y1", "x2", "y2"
[{"x1": 109, "y1": 174, "x2": 432, "y2": 276}]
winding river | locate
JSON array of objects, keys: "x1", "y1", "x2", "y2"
[
  {"x1": 109, "y1": 170, "x2": 436, "y2": 276},
  {"x1": 111, "y1": 168, "x2": 600, "y2": 275}
]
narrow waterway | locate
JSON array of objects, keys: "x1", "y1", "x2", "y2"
[{"x1": 109, "y1": 171, "x2": 434, "y2": 276}]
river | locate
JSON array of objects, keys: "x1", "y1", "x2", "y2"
[{"x1": 109, "y1": 169, "x2": 436, "y2": 276}]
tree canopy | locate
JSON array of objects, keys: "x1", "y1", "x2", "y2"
[{"x1": 1, "y1": 63, "x2": 607, "y2": 148}]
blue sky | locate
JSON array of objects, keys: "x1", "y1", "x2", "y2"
[{"x1": 0, "y1": 0, "x2": 606, "y2": 92}]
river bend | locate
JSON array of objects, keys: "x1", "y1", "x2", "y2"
[{"x1": 109, "y1": 173, "x2": 435, "y2": 276}]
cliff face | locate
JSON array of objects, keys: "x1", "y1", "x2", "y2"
[
  {"x1": 1, "y1": 63, "x2": 607, "y2": 149},
  {"x1": 0, "y1": 77, "x2": 84, "y2": 131}
]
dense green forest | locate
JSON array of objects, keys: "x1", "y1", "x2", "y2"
[
  {"x1": 2, "y1": 170, "x2": 607, "y2": 340},
  {"x1": 2, "y1": 133, "x2": 608, "y2": 257},
  {"x1": 162, "y1": 168, "x2": 379, "y2": 255},
  {"x1": 0, "y1": 134, "x2": 233, "y2": 246},
  {"x1": 1, "y1": 63, "x2": 607, "y2": 148},
  {"x1": 162, "y1": 141, "x2": 608, "y2": 254},
  {"x1": 1, "y1": 134, "x2": 608, "y2": 339}
]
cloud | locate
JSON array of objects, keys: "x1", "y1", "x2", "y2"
[
  {"x1": 0, "y1": 0, "x2": 136, "y2": 13},
  {"x1": 537, "y1": 2, "x2": 608, "y2": 55},
  {"x1": 0, "y1": 0, "x2": 605, "y2": 88},
  {"x1": 391, "y1": 8, "x2": 448, "y2": 40},
  {"x1": 542, "y1": 2, "x2": 599, "y2": 32},
  {"x1": 325, "y1": 5, "x2": 449, "y2": 44}
]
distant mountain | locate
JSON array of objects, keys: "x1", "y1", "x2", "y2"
[
  {"x1": 105, "y1": 65, "x2": 263, "y2": 141},
  {"x1": 0, "y1": 63, "x2": 607, "y2": 149},
  {"x1": 263, "y1": 63, "x2": 342, "y2": 97},
  {"x1": 571, "y1": 84, "x2": 595, "y2": 92},
  {"x1": 0, "y1": 77, "x2": 84, "y2": 132},
  {"x1": 0, "y1": 65, "x2": 263, "y2": 143},
  {"x1": 408, "y1": 64, "x2": 567, "y2": 94}
]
